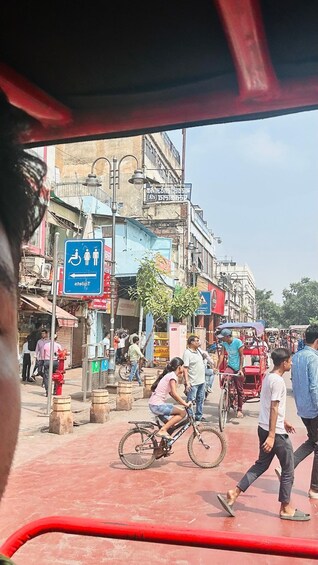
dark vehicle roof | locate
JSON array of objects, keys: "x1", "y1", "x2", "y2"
[
  {"x1": 217, "y1": 322, "x2": 265, "y2": 337},
  {"x1": 1, "y1": 1, "x2": 318, "y2": 145}
]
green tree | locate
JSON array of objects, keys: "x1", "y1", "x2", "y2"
[
  {"x1": 129, "y1": 256, "x2": 201, "y2": 326},
  {"x1": 255, "y1": 288, "x2": 282, "y2": 327},
  {"x1": 129, "y1": 256, "x2": 172, "y2": 323},
  {"x1": 170, "y1": 285, "x2": 201, "y2": 321},
  {"x1": 281, "y1": 278, "x2": 318, "y2": 326}
]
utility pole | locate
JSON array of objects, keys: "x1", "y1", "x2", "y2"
[
  {"x1": 181, "y1": 129, "x2": 186, "y2": 185},
  {"x1": 47, "y1": 231, "x2": 59, "y2": 415}
]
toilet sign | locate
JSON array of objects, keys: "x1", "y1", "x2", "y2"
[{"x1": 63, "y1": 239, "x2": 104, "y2": 296}]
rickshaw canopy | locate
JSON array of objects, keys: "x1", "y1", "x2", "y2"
[
  {"x1": 217, "y1": 322, "x2": 265, "y2": 337},
  {"x1": 1, "y1": 1, "x2": 318, "y2": 146}
]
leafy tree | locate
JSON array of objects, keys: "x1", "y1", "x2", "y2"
[
  {"x1": 255, "y1": 288, "x2": 282, "y2": 327},
  {"x1": 170, "y1": 285, "x2": 201, "y2": 321},
  {"x1": 281, "y1": 278, "x2": 318, "y2": 326},
  {"x1": 129, "y1": 257, "x2": 172, "y2": 323},
  {"x1": 129, "y1": 256, "x2": 201, "y2": 327}
]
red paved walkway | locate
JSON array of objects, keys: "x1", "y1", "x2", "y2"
[{"x1": 0, "y1": 418, "x2": 317, "y2": 564}]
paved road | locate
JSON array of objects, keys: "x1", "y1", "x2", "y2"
[{"x1": 0, "y1": 369, "x2": 317, "y2": 564}]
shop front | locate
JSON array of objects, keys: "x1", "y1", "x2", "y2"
[{"x1": 19, "y1": 294, "x2": 78, "y2": 368}]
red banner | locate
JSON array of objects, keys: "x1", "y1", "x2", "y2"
[{"x1": 208, "y1": 283, "x2": 225, "y2": 315}]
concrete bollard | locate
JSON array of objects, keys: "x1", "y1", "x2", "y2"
[
  {"x1": 49, "y1": 396, "x2": 73, "y2": 435},
  {"x1": 90, "y1": 389, "x2": 110, "y2": 423},
  {"x1": 143, "y1": 374, "x2": 156, "y2": 398},
  {"x1": 116, "y1": 381, "x2": 133, "y2": 411}
]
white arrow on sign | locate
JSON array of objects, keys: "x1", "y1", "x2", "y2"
[{"x1": 70, "y1": 273, "x2": 97, "y2": 278}]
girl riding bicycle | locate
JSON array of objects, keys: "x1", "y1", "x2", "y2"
[{"x1": 149, "y1": 357, "x2": 191, "y2": 440}]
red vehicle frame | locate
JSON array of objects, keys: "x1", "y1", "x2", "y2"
[{"x1": 217, "y1": 322, "x2": 268, "y2": 401}]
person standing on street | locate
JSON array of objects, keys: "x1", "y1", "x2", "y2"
[
  {"x1": 128, "y1": 336, "x2": 145, "y2": 385},
  {"x1": 183, "y1": 335, "x2": 206, "y2": 422},
  {"x1": 217, "y1": 348, "x2": 310, "y2": 521},
  {"x1": 27, "y1": 322, "x2": 42, "y2": 376},
  {"x1": 32, "y1": 329, "x2": 49, "y2": 381},
  {"x1": 42, "y1": 335, "x2": 62, "y2": 397},
  {"x1": 21, "y1": 340, "x2": 32, "y2": 383},
  {"x1": 286, "y1": 324, "x2": 318, "y2": 499},
  {"x1": 216, "y1": 329, "x2": 245, "y2": 418}
]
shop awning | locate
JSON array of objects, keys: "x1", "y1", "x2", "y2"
[{"x1": 20, "y1": 294, "x2": 78, "y2": 328}]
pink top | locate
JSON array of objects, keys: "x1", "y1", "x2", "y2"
[
  {"x1": 35, "y1": 338, "x2": 49, "y2": 360},
  {"x1": 149, "y1": 371, "x2": 177, "y2": 406},
  {"x1": 43, "y1": 342, "x2": 62, "y2": 361}
]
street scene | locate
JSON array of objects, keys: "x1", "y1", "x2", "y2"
[
  {"x1": 1, "y1": 364, "x2": 318, "y2": 564},
  {"x1": 1, "y1": 2, "x2": 318, "y2": 564}
]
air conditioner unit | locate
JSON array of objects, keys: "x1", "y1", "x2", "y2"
[
  {"x1": 23, "y1": 256, "x2": 45, "y2": 276},
  {"x1": 42, "y1": 263, "x2": 52, "y2": 279}
]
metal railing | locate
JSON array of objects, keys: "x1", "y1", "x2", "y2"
[{"x1": 0, "y1": 516, "x2": 318, "y2": 559}]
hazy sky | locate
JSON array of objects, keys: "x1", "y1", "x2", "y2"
[{"x1": 167, "y1": 110, "x2": 318, "y2": 303}]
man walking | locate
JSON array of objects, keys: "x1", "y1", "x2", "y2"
[
  {"x1": 216, "y1": 328, "x2": 244, "y2": 417},
  {"x1": 42, "y1": 335, "x2": 62, "y2": 397},
  {"x1": 217, "y1": 348, "x2": 310, "y2": 521},
  {"x1": 183, "y1": 335, "x2": 206, "y2": 422},
  {"x1": 32, "y1": 329, "x2": 49, "y2": 381},
  {"x1": 288, "y1": 324, "x2": 318, "y2": 499},
  {"x1": 128, "y1": 336, "x2": 145, "y2": 385}
]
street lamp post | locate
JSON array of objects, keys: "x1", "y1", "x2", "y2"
[
  {"x1": 83, "y1": 156, "x2": 145, "y2": 385},
  {"x1": 187, "y1": 242, "x2": 201, "y2": 332}
]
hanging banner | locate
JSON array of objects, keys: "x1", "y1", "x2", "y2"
[{"x1": 208, "y1": 283, "x2": 225, "y2": 315}]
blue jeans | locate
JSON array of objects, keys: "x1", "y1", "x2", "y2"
[
  {"x1": 187, "y1": 382, "x2": 205, "y2": 420},
  {"x1": 128, "y1": 361, "x2": 141, "y2": 384},
  {"x1": 205, "y1": 368, "x2": 214, "y2": 390}
]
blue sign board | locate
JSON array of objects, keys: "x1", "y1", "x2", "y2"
[
  {"x1": 63, "y1": 239, "x2": 104, "y2": 296},
  {"x1": 196, "y1": 291, "x2": 212, "y2": 315},
  {"x1": 101, "y1": 359, "x2": 109, "y2": 372}
]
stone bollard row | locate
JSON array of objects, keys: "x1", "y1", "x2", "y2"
[
  {"x1": 90, "y1": 389, "x2": 110, "y2": 423},
  {"x1": 143, "y1": 374, "x2": 156, "y2": 398},
  {"x1": 116, "y1": 381, "x2": 133, "y2": 411},
  {"x1": 49, "y1": 396, "x2": 73, "y2": 435}
]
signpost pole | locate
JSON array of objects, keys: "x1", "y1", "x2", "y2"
[
  {"x1": 46, "y1": 231, "x2": 59, "y2": 415},
  {"x1": 107, "y1": 159, "x2": 117, "y2": 385}
]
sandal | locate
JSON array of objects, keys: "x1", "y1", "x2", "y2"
[
  {"x1": 280, "y1": 509, "x2": 310, "y2": 521},
  {"x1": 157, "y1": 431, "x2": 173, "y2": 440},
  {"x1": 217, "y1": 494, "x2": 235, "y2": 517}
]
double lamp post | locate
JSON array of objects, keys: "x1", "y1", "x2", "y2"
[{"x1": 83, "y1": 156, "x2": 145, "y2": 384}]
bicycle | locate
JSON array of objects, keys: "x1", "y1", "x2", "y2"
[
  {"x1": 118, "y1": 356, "x2": 147, "y2": 381},
  {"x1": 218, "y1": 371, "x2": 240, "y2": 431},
  {"x1": 118, "y1": 404, "x2": 227, "y2": 470}
]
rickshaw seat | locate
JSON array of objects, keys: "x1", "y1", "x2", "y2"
[{"x1": 244, "y1": 366, "x2": 261, "y2": 377}]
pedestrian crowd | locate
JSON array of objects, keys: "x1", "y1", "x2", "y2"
[
  {"x1": 20, "y1": 325, "x2": 62, "y2": 397},
  {"x1": 148, "y1": 323, "x2": 318, "y2": 523}
]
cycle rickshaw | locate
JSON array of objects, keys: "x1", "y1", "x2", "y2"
[{"x1": 216, "y1": 322, "x2": 268, "y2": 431}]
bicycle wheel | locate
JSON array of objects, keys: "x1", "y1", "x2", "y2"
[
  {"x1": 218, "y1": 387, "x2": 229, "y2": 432},
  {"x1": 118, "y1": 428, "x2": 156, "y2": 470},
  {"x1": 119, "y1": 363, "x2": 130, "y2": 380},
  {"x1": 187, "y1": 426, "x2": 227, "y2": 468}
]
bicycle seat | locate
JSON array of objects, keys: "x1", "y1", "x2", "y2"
[{"x1": 156, "y1": 415, "x2": 170, "y2": 425}]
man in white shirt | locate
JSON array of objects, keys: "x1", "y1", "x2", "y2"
[
  {"x1": 217, "y1": 348, "x2": 310, "y2": 521},
  {"x1": 21, "y1": 340, "x2": 32, "y2": 382},
  {"x1": 183, "y1": 335, "x2": 206, "y2": 422}
]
